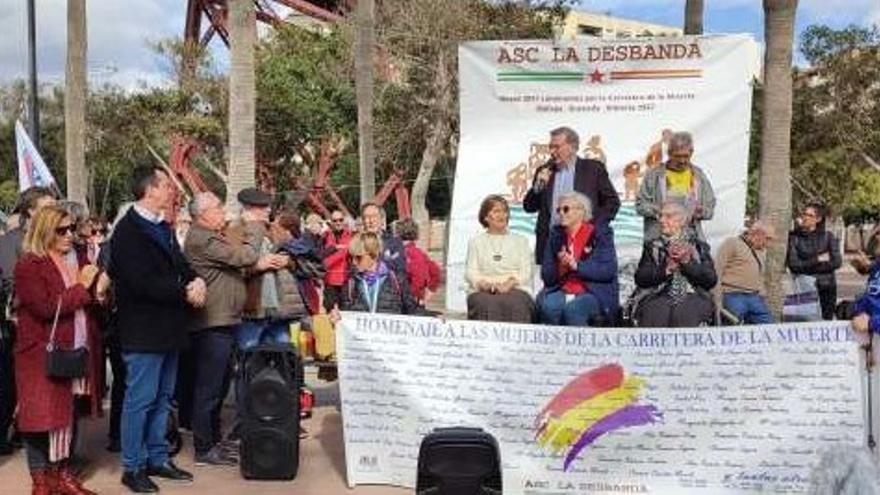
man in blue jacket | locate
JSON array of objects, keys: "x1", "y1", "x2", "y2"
[
  {"x1": 852, "y1": 254, "x2": 880, "y2": 335},
  {"x1": 111, "y1": 166, "x2": 206, "y2": 493}
]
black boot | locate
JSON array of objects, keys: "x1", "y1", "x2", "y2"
[{"x1": 121, "y1": 469, "x2": 158, "y2": 493}]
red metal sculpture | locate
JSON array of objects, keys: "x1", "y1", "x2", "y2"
[{"x1": 172, "y1": 0, "x2": 410, "y2": 219}]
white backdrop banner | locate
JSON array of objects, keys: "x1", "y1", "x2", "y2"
[
  {"x1": 447, "y1": 35, "x2": 758, "y2": 311},
  {"x1": 337, "y1": 313, "x2": 865, "y2": 494}
]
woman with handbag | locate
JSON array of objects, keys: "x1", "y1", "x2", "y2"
[
  {"x1": 786, "y1": 202, "x2": 842, "y2": 320},
  {"x1": 13, "y1": 205, "x2": 103, "y2": 495}
]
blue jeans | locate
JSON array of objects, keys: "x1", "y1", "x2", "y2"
[
  {"x1": 235, "y1": 319, "x2": 291, "y2": 351},
  {"x1": 539, "y1": 290, "x2": 601, "y2": 326},
  {"x1": 723, "y1": 292, "x2": 773, "y2": 324},
  {"x1": 192, "y1": 327, "x2": 234, "y2": 455},
  {"x1": 121, "y1": 352, "x2": 179, "y2": 472}
]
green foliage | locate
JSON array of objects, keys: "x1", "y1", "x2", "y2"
[
  {"x1": 256, "y1": 25, "x2": 357, "y2": 198},
  {"x1": 0, "y1": 44, "x2": 227, "y2": 217},
  {"x1": 748, "y1": 24, "x2": 880, "y2": 220},
  {"x1": 0, "y1": 1, "x2": 570, "y2": 219},
  {"x1": 369, "y1": 0, "x2": 570, "y2": 216},
  {"x1": 792, "y1": 24, "x2": 880, "y2": 216}
]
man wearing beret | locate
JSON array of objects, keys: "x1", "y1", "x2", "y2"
[{"x1": 226, "y1": 188, "x2": 292, "y2": 348}]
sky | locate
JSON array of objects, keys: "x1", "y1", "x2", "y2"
[{"x1": 0, "y1": 0, "x2": 877, "y2": 90}]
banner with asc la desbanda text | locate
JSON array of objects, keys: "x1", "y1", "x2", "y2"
[
  {"x1": 337, "y1": 313, "x2": 865, "y2": 494},
  {"x1": 447, "y1": 36, "x2": 758, "y2": 311}
]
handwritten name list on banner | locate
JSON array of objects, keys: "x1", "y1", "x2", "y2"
[{"x1": 336, "y1": 314, "x2": 864, "y2": 494}]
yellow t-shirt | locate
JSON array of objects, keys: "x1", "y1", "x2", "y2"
[{"x1": 666, "y1": 167, "x2": 693, "y2": 197}]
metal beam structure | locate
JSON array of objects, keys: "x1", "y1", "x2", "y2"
[
  {"x1": 183, "y1": 0, "x2": 345, "y2": 51},
  {"x1": 175, "y1": 0, "x2": 414, "y2": 219}
]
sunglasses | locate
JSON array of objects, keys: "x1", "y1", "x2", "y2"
[
  {"x1": 555, "y1": 205, "x2": 579, "y2": 215},
  {"x1": 331, "y1": 218, "x2": 345, "y2": 222},
  {"x1": 55, "y1": 224, "x2": 76, "y2": 236},
  {"x1": 91, "y1": 228, "x2": 108, "y2": 236}
]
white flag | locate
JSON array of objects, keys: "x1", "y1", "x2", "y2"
[{"x1": 15, "y1": 120, "x2": 56, "y2": 192}]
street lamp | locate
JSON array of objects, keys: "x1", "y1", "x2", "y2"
[{"x1": 26, "y1": 0, "x2": 40, "y2": 150}]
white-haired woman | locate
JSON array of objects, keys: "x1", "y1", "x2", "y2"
[
  {"x1": 538, "y1": 192, "x2": 619, "y2": 326},
  {"x1": 634, "y1": 201, "x2": 717, "y2": 327}
]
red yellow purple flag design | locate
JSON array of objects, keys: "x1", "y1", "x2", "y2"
[{"x1": 535, "y1": 363, "x2": 662, "y2": 471}]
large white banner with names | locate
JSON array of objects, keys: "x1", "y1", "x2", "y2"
[
  {"x1": 337, "y1": 313, "x2": 866, "y2": 494},
  {"x1": 447, "y1": 35, "x2": 758, "y2": 311}
]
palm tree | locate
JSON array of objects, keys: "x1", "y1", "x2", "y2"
[
  {"x1": 354, "y1": 0, "x2": 376, "y2": 203},
  {"x1": 759, "y1": 0, "x2": 798, "y2": 318},
  {"x1": 227, "y1": 0, "x2": 257, "y2": 210},
  {"x1": 65, "y1": 0, "x2": 87, "y2": 204},
  {"x1": 684, "y1": 0, "x2": 704, "y2": 35}
]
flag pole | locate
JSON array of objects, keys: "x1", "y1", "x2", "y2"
[{"x1": 26, "y1": 0, "x2": 40, "y2": 151}]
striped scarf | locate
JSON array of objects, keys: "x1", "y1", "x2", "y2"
[{"x1": 47, "y1": 252, "x2": 91, "y2": 462}]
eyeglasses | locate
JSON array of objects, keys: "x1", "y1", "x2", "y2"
[
  {"x1": 555, "y1": 205, "x2": 580, "y2": 215},
  {"x1": 331, "y1": 218, "x2": 345, "y2": 223},
  {"x1": 55, "y1": 224, "x2": 76, "y2": 236}
]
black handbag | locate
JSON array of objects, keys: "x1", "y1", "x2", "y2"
[{"x1": 45, "y1": 296, "x2": 88, "y2": 379}]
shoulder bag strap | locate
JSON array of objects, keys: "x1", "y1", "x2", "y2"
[{"x1": 45, "y1": 296, "x2": 63, "y2": 352}]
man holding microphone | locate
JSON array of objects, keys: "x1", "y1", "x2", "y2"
[{"x1": 523, "y1": 126, "x2": 620, "y2": 264}]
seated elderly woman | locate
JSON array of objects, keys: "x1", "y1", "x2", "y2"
[
  {"x1": 538, "y1": 192, "x2": 619, "y2": 326},
  {"x1": 634, "y1": 201, "x2": 717, "y2": 327},
  {"x1": 465, "y1": 195, "x2": 534, "y2": 322}
]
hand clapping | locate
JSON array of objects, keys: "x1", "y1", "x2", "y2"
[
  {"x1": 668, "y1": 241, "x2": 692, "y2": 264},
  {"x1": 77, "y1": 264, "x2": 100, "y2": 288},
  {"x1": 558, "y1": 249, "x2": 577, "y2": 270}
]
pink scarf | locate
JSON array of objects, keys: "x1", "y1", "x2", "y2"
[{"x1": 47, "y1": 252, "x2": 90, "y2": 462}]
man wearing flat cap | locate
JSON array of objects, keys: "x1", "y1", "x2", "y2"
[{"x1": 227, "y1": 188, "x2": 292, "y2": 349}]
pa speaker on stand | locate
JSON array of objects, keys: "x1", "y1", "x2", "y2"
[{"x1": 240, "y1": 344, "x2": 301, "y2": 480}]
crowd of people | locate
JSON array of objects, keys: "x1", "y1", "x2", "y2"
[
  {"x1": 0, "y1": 127, "x2": 867, "y2": 494},
  {"x1": 0, "y1": 166, "x2": 441, "y2": 493}
]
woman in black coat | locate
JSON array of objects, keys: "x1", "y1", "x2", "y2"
[
  {"x1": 786, "y1": 202, "x2": 842, "y2": 320},
  {"x1": 332, "y1": 232, "x2": 421, "y2": 316},
  {"x1": 633, "y1": 201, "x2": 717, "y2": 327}
]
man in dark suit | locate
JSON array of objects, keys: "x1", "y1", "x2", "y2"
[
  {"x1": 111, "y1": 166, "x2": 206, "y2": 493},
  {"x1": 524, "y1": 127, "x2": 620, "y2": 264}
]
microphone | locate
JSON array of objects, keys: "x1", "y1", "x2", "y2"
[{"x1": 535, "y1": 159, "x2": 555, "y2": 188}]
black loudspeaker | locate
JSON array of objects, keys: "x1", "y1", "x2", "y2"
[
  {"x1": 416, "y1": 427, "x2": 502, "y2": 495},
  {"x1": 240, "y1": 344, "x2": 301, "y2": 480}
]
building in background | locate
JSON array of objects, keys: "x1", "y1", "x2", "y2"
[{"x1": 560, "y1": 10, "x2": 682, "y2": 39}]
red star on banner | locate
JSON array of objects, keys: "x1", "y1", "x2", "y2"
[{"x1": 589, "y1": 68, "x2": 605, "y2": 83}]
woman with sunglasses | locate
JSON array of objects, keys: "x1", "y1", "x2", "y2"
[
  {"x1": 464, "y1": 195, "x2": 534, "y2": 322},
  {"x1": 537, "y1": 192, "x2": 619, "y2": 326},
  {"x1": 13, "y1": 205, "x2": 103, "y2": 494},
  {"x1": 786, "y1": 202, "x2": 841, "y2": 320},
  {"x1": 633, "y1": 201, "x2": 717, "y2": 327},
  {"x1": 331, "y1": 232, "x2": 420, "y2": 317}
]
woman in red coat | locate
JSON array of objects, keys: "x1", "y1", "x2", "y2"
[{"x1": 14, "y1": 205, "x2": 101, "y2": 495}]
